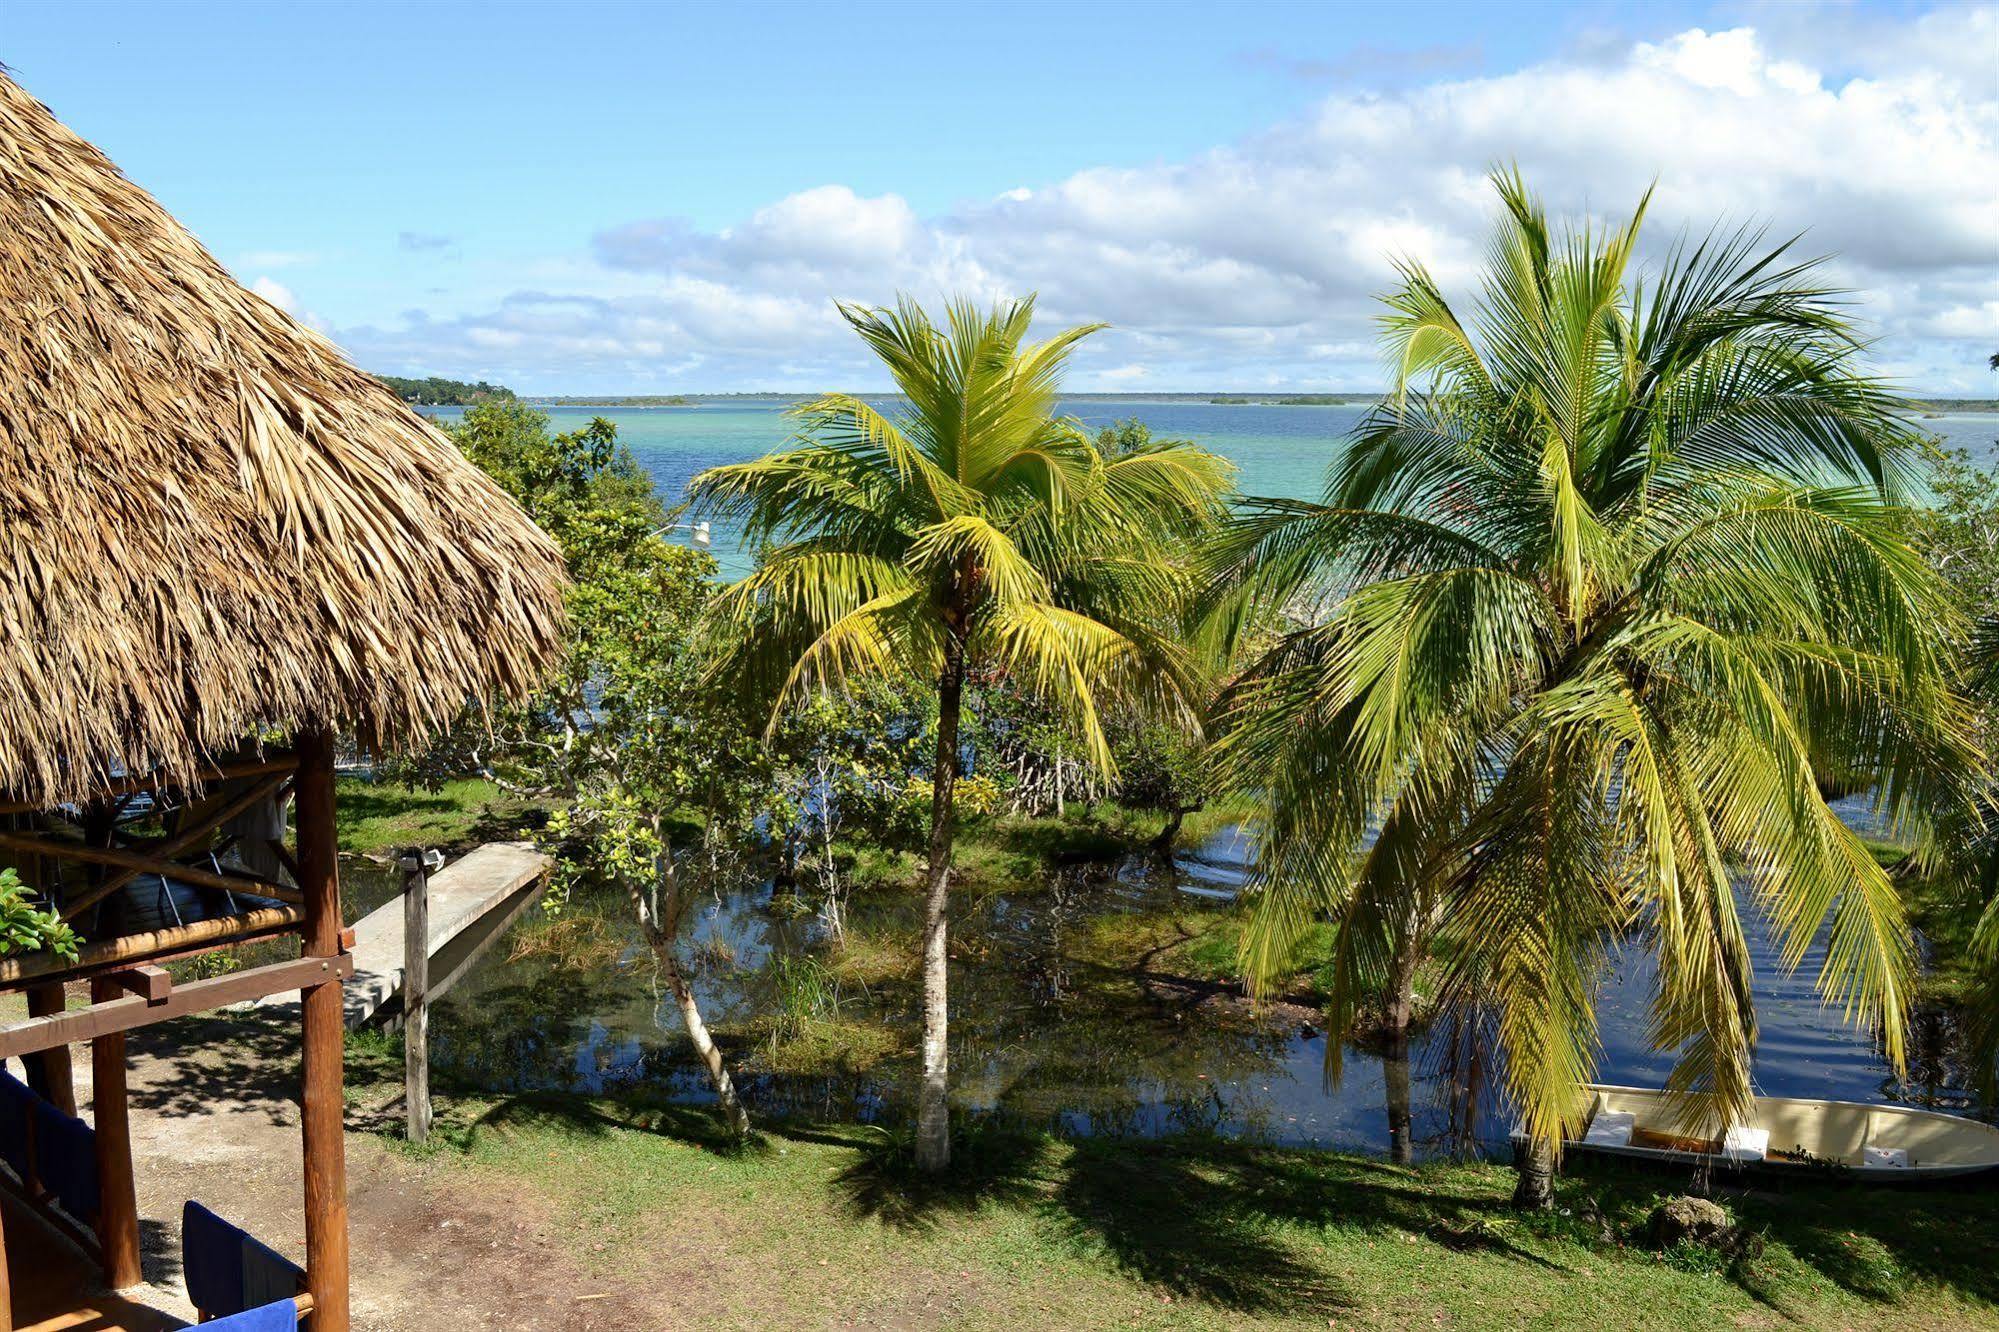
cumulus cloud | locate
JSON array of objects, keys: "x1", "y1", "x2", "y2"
[
  {"x1": 250, "y1": 275, "x2": 298, "y2": 313},
  {"x1": 397, "y1": 230, "x2": 457, "y2": 253},
  {"x1": 333, "y1": 8, "x2": 1999, "y2": 393}
]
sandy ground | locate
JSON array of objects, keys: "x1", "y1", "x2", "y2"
[{"x1": 37, "y1": 1012, "x2": 657, "y2": 1331}]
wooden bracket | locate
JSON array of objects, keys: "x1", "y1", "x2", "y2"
[{"x1": 106, "y1": 965, "x2": 171, "y2": 1005}]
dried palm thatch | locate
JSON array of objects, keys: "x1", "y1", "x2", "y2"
[{"x1": 0, "y1": 73, "x2": 568, "y2": 806}]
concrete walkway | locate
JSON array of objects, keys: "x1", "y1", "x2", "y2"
[
  {"x1": 342, "y1": 841, "x2": 550, "y2": 1028},
  {"x1": 249, "y1": 841, "x2": 550, "y2": 1027}
]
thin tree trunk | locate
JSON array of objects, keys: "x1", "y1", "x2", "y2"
[
  {"x1": 1383, "y1": 932, "x2": 1419, "y2": 1165},
  {"x1": 915, "y1": 647, "x2": 965, "y2": 1173},
  {"x1": 1151, "y1": 803, "x2": 1195, "y2": 854},
  {"x1": 629, "y1": 838, "x2": 749, "y2": 1139},
  {"x1": 665, "y1": 955, "x2": 750, "y2": 1139},
  {"x1": 1512, "y1": 1135, "x2": 1555, "y2": 1209}
]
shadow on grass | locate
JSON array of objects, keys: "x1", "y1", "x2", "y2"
[
  {"x1": 1544, "y1": 1157, "x2": 1999, "y2": 1316},
  {"x1": 330, "y1": 1026, "x2": 1999, "y2": 1322},
  {"x1": 832, "y1": 1118, "x2": 1049, "y2": 1231},
  {"x1": 1729, "y1": 1182, "x2": 1999, "y2": 1312},
  {"x1": 1052, "y1": 1134, "x2": 1582, "y2": 1318}
]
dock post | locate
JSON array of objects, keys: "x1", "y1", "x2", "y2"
[{"x1": 398, "y1": 846, "x2": 439, "y2": 1145}]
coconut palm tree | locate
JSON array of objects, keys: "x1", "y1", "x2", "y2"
[
  {"x1": 691, "y1": 296, "x2": 1233, "y2": 1170},
  {"x1": 1208, "y1": 170, "x2": 1981, "y2": 1197}
]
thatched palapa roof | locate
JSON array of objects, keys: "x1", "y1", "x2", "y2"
[{"x1": 0, "y1": 73, "x2": 568, "y2": 805}]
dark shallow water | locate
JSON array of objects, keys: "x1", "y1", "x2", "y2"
[{"x1": 419, "y1": 799, "x2": 1988, "y2": 1158}]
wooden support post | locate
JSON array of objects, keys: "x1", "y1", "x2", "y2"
[
  {"x1": 296, "y1": 729, "x2": 350, "y2": 1332},
  {"x1": 88, "y1": 975, "x2": 142, "y2": 1290},
  {"x1": 398, "y1": 848, "x2": 438, "y2": 1145},
  {"x1": 22, "y1": 985, "x2": 73, "y2": 1116}
]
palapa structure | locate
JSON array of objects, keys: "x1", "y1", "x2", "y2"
[{"x1": 0, "y1": 70, "x2": 567, "y2": 1329}]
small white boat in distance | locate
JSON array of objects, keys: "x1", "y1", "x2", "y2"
[{"x1": 1564, "y1": 1084, "x2": 1999, "y2": 1183}]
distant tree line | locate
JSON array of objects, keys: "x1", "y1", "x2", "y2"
[
  {"x1": 374, "y1": 374, "x2": 515, "y2": 406},
  {"x1": 527, "y1": 395, "x2": 694, "y2": 407}
]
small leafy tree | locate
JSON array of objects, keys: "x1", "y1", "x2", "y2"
[
  {"x1": 444, "y1": 401, "x2": 768, "y2": 1137},
  {"x1": 0, "y1": 868, "x2": 77, "y2": 960}
]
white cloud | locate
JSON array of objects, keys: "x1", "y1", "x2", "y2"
[
  {"x1": 250, "y1": 275, "x2": 298, "y2": 313},
  {"x1": 333, "y1": 7, "x2": 1999, "y2": 393}
]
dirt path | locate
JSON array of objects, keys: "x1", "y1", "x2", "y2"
[{"x1": 61, "y1": 1013, "x2": 657, "y2": 1330}]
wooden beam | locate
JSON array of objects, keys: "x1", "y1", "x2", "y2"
[
  {"x1": 0, "y1": 755, "x2": 300, "y2": 814},
  {"x1": 0, "y1": 953, "x2": 352, "y2": 1060},
  {"x1": 0, "y1": 831, "x2": 304, "y2": 909},
  {"x1": 297, "y1": 728, "x2": 351, "y2": 1332},
  {"x1": 88, "y1": 975, "x2": 142, "y2": 1290},
  {"x1": 57, "y1": 772, "x2": 295, "y2": 922},
  {"x1": 107, "y1": 966, "x2": 171, "y2": 1005},
  {"x1": 0, "y1": 905, "x2": 304, "y2": 989}
]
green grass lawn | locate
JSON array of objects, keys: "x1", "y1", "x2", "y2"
[
  {"x1": 345, "y1": 1033, "x2": 1999, "y2": 1331},
  {"x1": 333, "y1": 776, "x2": 548, "y2": 857}
]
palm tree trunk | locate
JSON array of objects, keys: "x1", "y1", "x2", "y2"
[
  {"x1": 1512, "y1": 1135, "x2": 1555, "y2": 1210},
  {"x1": 915, "y1": 648, "x2": 965, "y2": 1172},
  {"x1": 1383, "y1": 933, "x2": 1419, "y2": 1165}
]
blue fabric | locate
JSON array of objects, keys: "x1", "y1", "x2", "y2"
[
  {"x1": 0, "y1": 1069, "x2": 32, "y2": 1177},
  {"x1": 29, "y1": 1097, "x2": 97, "y2": 1222},
  {"x1": 184, "y1": 1200, "x2": 305, "y2": 1317},
  {"x1": 198, "y1": 1300, "x2": 299, "y2": 1332}
]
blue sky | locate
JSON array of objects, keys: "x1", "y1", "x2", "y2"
[{"x1": 7, "y1": 0, "x2": 1993, "y2": 393}]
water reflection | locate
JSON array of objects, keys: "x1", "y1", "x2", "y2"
[{"x1": 425, "y1": 816, "x2": 1990, "y2": 1158}]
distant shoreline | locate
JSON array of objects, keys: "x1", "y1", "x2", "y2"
[{"x1": 510, "y1": 392, "x2": 1999, "y2": 414}]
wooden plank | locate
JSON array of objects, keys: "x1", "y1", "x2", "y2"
[
  {"x1": 0, "y1": 832, "x2": 303, "y2": 908},
  {"x1": 57, "y1": 772, "x2": 293, "y2": 922},
  {"x1": 401, "y1": 850, "x2": 433, "y2": 1145},
  {"x1": 296, "y1": 728, "x2": 351, "y2": 1332},
  {"x1": 0, "y1": 905, "x2": 304, "y2": 988},
  {"x1": 0, "y1": 756, "x2": 299, "y2": 815},
  {"x1": 0, "y1": 953, "x2": 352, "y2": 1059},
  {"x1": 86, "y1": 977, "x2": 141, "y2": 1290}
]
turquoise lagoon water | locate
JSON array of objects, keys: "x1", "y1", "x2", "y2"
[{"x1": 429, "y1": 399, "x2": 1999, "y2": 579}]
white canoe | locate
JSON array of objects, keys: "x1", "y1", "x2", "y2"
[{"x1": 1561, "y1": 1084, "x2": 1999, "y2": 1183}]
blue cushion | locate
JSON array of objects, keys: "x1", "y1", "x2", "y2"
[
  {"x1": 183, "y1": 1200, "x2": 305, "y2": 1316},
  {"x1": 30, "y1": 1097, "x2": 97, "y2": 1222},
  {"x1": 199, "y1": 1300, "x2": 299, "y2": 1332}
]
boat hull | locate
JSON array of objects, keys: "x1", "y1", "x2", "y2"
[{"x1": 1541, "y1": 1084, "x2": 1999, "y2": 1188}]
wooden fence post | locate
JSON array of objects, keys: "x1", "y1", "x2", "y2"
[
  {"x1": 88, "y1": 974, "x2": 142, "y2": 1289},
  {"x1": 23, "y1": 984, "x2": 74, "y2": 1116},
  {"x1": 296, "y1": 729, "x2": 351, "y2": 1332},
  {"x1": 398, "y1": 847, "x2": 440, "y2": 1145}
]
